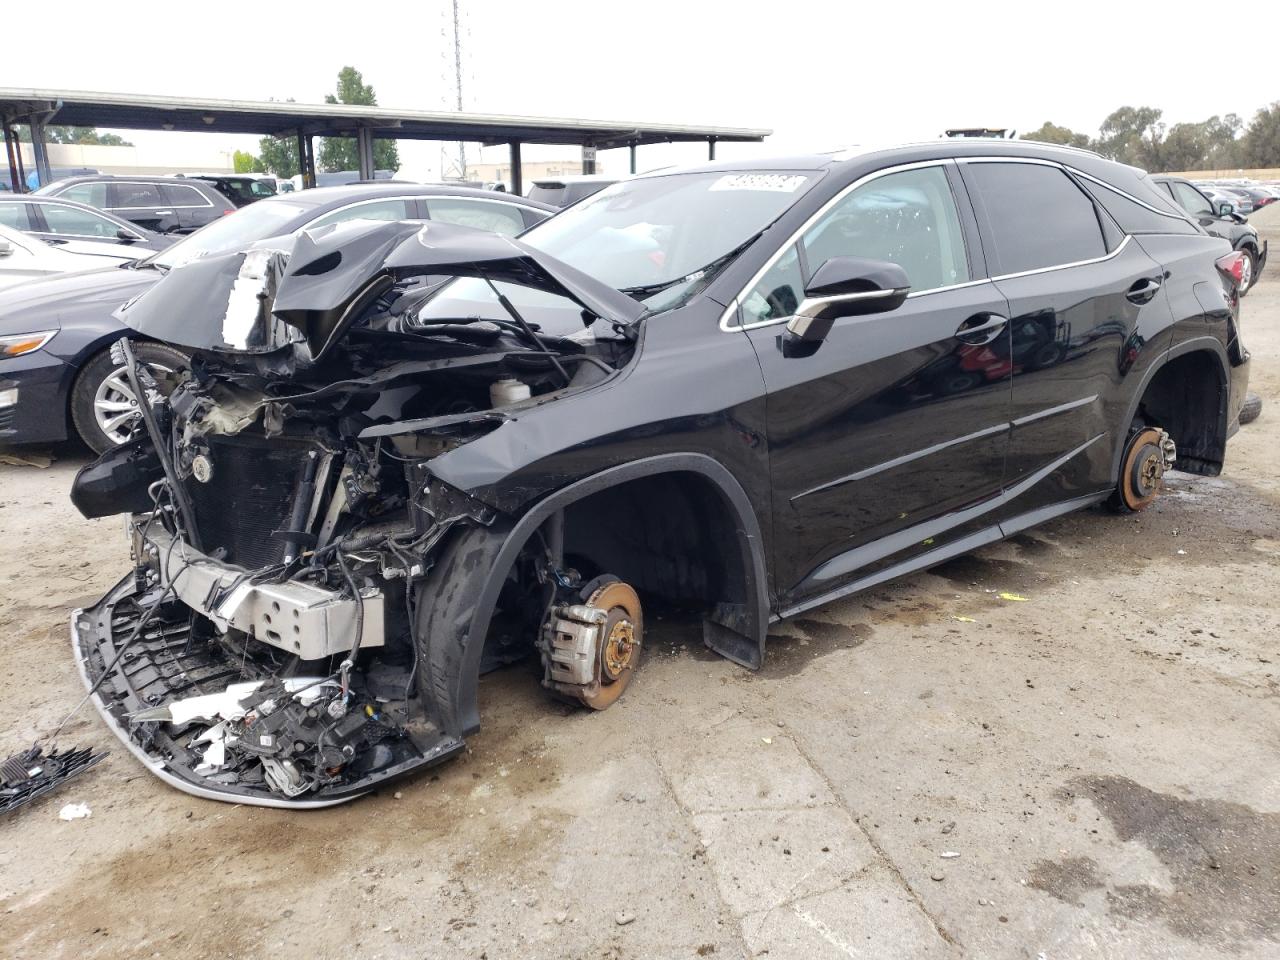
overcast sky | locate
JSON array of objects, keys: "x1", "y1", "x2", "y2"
[{"x1": 4, "y1": 0, "x2": 1270, "y2": 179}]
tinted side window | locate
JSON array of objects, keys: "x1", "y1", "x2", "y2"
[
  {"x1": 0, "y1": 202, "x2": 32, "y2": 230},
  {"x1": 740, "y1": 243, "x2": 804, "y2": 327},
  {"x1": 425, "y1": 198, "x2": 525, "y2": 236},
  {"x1": 1171, "y1": 182, "x2": 1214, "y2": 218},
  {"x1": 308, "y1": 198, "x2": 416, "y2": 229},
  {"x1": 1080, "y1": 179, "x2": 1198, "y2": 236},
  {"x1": 964, "y1": 162, "x2": 1105, "y2": 274},
  {"x1": 110, "y1": 183, "x2": 165, "y2": 208},
  {"x1": 161, "y1": 184, "x2": 212, "y2": 207},
  {"x1": 801, "y1": 165, "x2": 970, "y2": 293},
  {"x1": 59, "y1": 182, "x2": 108, "y2": 208},
  {"x1": 40, "y1": 203, "x2": 123, "y2": 237}
]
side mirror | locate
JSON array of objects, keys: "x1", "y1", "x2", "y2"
[
  {"x1": 0, "y1": 238, "x2": 11, "y2": 257},
  {"x1": 116, "y1": 228, "x2": 138, "y2": 243},
  {"x1": 781, "y1": 257, "x2": 910, "y2": 358},
  {"x1": 1218, "y1": 201, "x2": 1235, "y2": 217}
]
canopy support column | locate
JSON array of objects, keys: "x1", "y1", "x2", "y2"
[
  {"x1": 629, "y1": 142, "x2": 637, "y2": 175},
  {"x1": 708, "y1": 137, "x2": 716, "y2": 161},
  {"x1": 356, "y1": 127, "x2": 375, "y2": 181},
  {"x1": 508, "y1": 140, "x2": 522, "y2": 195}
]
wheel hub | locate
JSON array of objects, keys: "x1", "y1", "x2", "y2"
[
  {"x1": 540, "y1": 579, "x2": 643, "y2": 711},
  {"x1": 1119, "y1": 426, "x2": 1176, "y2": 511}
]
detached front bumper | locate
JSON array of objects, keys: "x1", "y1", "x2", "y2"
[{"x1": 72, "y1": 574, "x2": 465, "y2": 808}]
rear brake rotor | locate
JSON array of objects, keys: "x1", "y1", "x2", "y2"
[
  {"x1": 1118, "y1": 426, "x2": 1172, "y2": 511},
  {"x1": 575, "y1": 580, "x2": 643, "y2": 711}
]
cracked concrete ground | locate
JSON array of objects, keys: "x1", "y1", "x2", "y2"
[{"x1": 2, "y1": 207, "x2": 1279, "y2": 959}]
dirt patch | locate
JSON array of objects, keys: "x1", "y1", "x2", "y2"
[
  {"x1": 1036, "y1": 775, "x2": 1280, "y2": 945},
  {"x1": 760, "y1": 619, "x2": 872, "y2": 678}
]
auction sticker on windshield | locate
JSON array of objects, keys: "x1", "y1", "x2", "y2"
[{"x1": 709, "y1": 174, "x2": 808, "y2": 193}]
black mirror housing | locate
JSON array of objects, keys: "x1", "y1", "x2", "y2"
[{"x1": 779, "y1": 257, "x2": 910, "y2": 357}]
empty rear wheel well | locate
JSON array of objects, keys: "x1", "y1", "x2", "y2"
[{"x1": 1135, "y1": 350, "x2": 1227, "y2": 476}]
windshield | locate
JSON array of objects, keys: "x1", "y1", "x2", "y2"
[
  {"x1": 529, "y1": 171, "x2": 814, "y2": 290},
  {"x1": 149, "y1": 197, "x2": 312, "y2": 269},
  {"x1": 414, "y1": 170, "x2": 817, "y2": 326}
]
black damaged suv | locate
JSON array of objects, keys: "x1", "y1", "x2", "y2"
[{"x1": 70, "y1": 140, "x2": 1250, "y2": 807}]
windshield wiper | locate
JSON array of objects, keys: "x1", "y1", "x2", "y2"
[{"x1": 618, "y1": 231, "x2": 764, "y2": 301}]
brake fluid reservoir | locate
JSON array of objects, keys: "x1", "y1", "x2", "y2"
[{"x1": 490, "y1": 377, "x2": 532, "y2": 408}]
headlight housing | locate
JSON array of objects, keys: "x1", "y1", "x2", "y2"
[{"x1": 0, "y1": 330, "x2": 57, "y2": 358}]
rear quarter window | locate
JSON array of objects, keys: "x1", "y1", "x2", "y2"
[{"x1": 1079, "y1": 178, "x2": 1198, "y2": 236}]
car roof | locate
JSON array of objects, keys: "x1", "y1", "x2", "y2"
[
  {"x1": 42, "y1": 174, "x2": 223, "y2": 186},
  {"x1": 265, "y1": 182, "x2": 558, "y2": 213},
  {"x1": 638, "y1": 139, "x2": 1153, "y2": 192}
]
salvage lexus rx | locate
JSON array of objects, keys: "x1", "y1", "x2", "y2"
[{"x1": 70, "y1": 141, "x2": 1250, "y2": 807}]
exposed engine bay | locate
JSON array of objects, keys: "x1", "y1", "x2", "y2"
[{"x1": 70, "y1": 219, "x2": 652, "y2": 806}]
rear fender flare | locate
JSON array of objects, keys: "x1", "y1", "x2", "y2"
[{"x1": 1109, "y1": 336, "x2": 1230, "y2": 480}]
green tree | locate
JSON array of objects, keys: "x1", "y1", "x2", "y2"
[
  {"x1": 233, "y1": 149, "x2": 265, "y2": 174},
  {"x1": 1240, "y1": 102, "x2": 1280, "y2": 168},
  {"x1": 17, "y1": 124, "x2": 133, "y2": 146},
  {"x1": 1021, "y1": 122, "x2": 1091, "y2": 149},
  {"x1": 1094, "y1": 106, "x2": 1164, "y2": 167},
  {"x1": 256, "y1": 135, "x2": 300, "y2": 178},
  {"x1": 317, "y1": 66, "x2": 400, "y2": 174}
]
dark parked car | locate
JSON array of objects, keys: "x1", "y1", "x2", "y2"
[
  {"x1": 69, "y1": 141, "x2": 1249, "y2": 807},
  {"x1": 187, "y1": 174, "x2": 277, "y2": 208},
  {"x1": 33, "y1": 175, "x2": 237, "y2": 234},
  {"x1": 0, "y1": 184, "x2": 555, "y2": 452},
  {"x1": 1153, "y1": 176, "x2": 1266, "y2": 293},
  {"x1": 0, "y1": 195, "x2": 175, "y2": 257},
  {"x1": 1209, "y1": 183, "x2": 1276, "y2": 210}
]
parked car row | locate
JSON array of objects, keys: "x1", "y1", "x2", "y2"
[
  {"x1": 1153, "y1": 176, "x2": 1267, "y2": 293},
  {"x1": 24, "y1": 138, "x2": 1249, "y2": 806},
  {"x1": 0, "y1": 183, "x2": 554, "y2": 451}
]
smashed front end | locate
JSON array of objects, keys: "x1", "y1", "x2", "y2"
[{"x1": 70, "y1": 219, "x2": 643, "y2": 806}]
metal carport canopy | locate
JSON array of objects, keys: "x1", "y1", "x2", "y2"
[{"x1": 0, "y1": 87, "x2": 770, "y2": 191}]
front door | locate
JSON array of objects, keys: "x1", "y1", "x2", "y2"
[{"x1": 737, "y1": 163, "x2": 1013, "y2": 601}]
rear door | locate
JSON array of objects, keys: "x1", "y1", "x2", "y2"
[
  {"x1": 958, "y1": 159, "x2": 1174, "y2": 518},
  {"x1": 108, "y1": 182, "x2": 174, "y2": 232},
  {"x1": 161, "y1": 183, "x2": 219, "y2": 231},
  {"x1": 741, "y1": 162, "x2": 1013, "y2": 599}
]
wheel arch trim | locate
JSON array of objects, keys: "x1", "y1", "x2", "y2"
[{"x1": 448, "y1": 453, "x2": 771, "y2": 735}]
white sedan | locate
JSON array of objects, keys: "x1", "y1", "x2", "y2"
[{"x1": 0, "y1": 222, "x2": 148, "y2": 289}]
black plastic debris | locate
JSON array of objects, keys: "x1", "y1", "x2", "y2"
[{"x1": 0, "y1": 745, "x2": 107, "y2": 814}]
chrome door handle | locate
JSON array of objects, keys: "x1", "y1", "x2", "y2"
[
  {"x1": 955, "y1": 313, "x2": 1008, "y2": 345},
  {"x1": 1126, "y1": 277, "x2": 1162, "y2": 304},
  {"x1": 154, "y1": 210, "x2": 174, "y2": 216}
]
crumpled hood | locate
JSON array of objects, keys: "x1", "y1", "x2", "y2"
[{"x1": 115, "y1": 218, "x2": 645, "y2": 365}]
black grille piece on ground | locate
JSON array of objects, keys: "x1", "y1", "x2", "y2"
[
  {"x1": 184, "y1": 434, "x2": 318, "y2": 569},
  {"x1": 0, "y1": 745, "x2": 107, "y2": 815}
]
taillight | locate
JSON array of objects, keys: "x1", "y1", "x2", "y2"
[
  {"x1": 222, "y1": 209, "x2": 235, "y2": 216},
  {"x1": 1215, "y1": 251, "x2": 1246, "y2": 287}
]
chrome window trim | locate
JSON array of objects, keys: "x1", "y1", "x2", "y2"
[
  {"x1": 962, "y1": 156, "x2": 1195, "y2": 223},
  {"x1": 720, "y1": 159, "x2": 960, "y2": 332},
  {"x1": 720, "y1": 154, "x2": 1153, "y2": 333}
]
